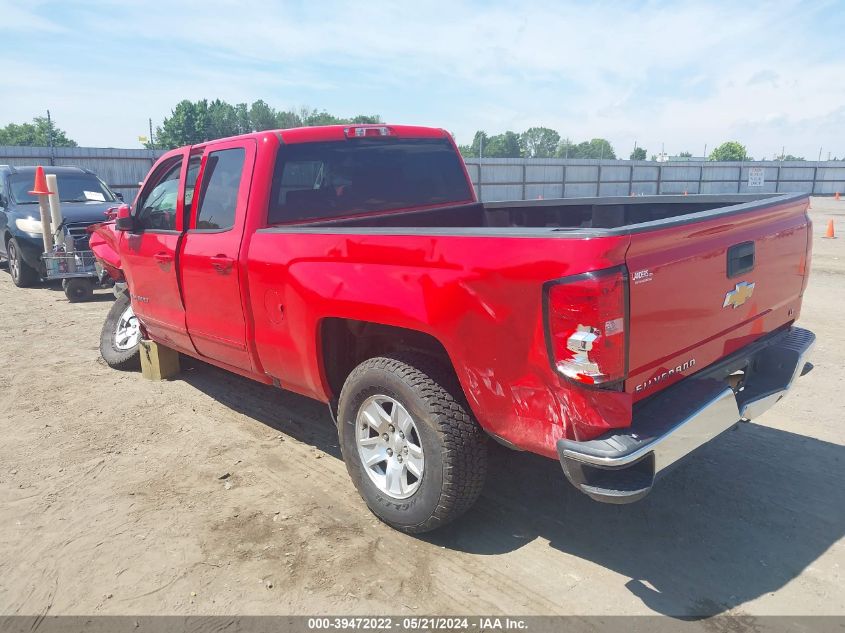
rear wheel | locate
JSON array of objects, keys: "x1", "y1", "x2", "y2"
[
  {"x1": 7, "y1": 238, "x2": 39, "y2": 287},
  {"x1": 338, "y1": 353, "x2": 488, "y2": 533},
  {"x1": 100, "y1": 293, "x2": 141, "y2": 370}
]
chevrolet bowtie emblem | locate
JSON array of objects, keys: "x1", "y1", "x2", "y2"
[{"x1": 723, "y1": 281, "x2": 756, "y2": 309}]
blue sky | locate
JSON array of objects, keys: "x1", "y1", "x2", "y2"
[{"x1": 3, "y1": 0, "x2": 845, "y2": 159}]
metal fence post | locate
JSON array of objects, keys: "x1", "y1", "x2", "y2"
[
  {"x1": 522, "y1": 163, "x2": 527, "y2": 200},
  {"x1": 561, "y1": 163, "x2": 567, "y2": 199}
]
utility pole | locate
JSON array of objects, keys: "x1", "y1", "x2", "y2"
[
  {"x1": 703, "y1": 143, "x2": 707, "y2": 160},
  {"x1": 46, "y1": 109, "x2": 55, "y2": 165},
  {"x1": 149, "y1": 118, "x2": 155, "y2": 148},
  {"x1": 819, "y1": 147, "x2": 823, "y2": 161}
]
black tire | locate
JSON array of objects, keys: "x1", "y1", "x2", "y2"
[
  {"x1": 100, "y1": 293, "x2": 141, "y2": 370},
  {"x1": 7, "y1": 238, "x2": 39, "y2": 287},
  {"x1": 64, "y1": 278, "x2": 95, "y2": 303},
  {"x1": 338, "y1": 353, "x2": 488, "y2": 533}
]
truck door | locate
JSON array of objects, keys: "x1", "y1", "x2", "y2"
[
  {"x1": 120, "y1": 150, "x2": 196, "y2": 353},
  {"x1": 180, "y1": 138, "x2": 256, "y2": 371}
]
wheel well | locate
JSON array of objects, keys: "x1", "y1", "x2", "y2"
[{"x1": 320, "y1": 318, "x2": 458, "y2": 400}]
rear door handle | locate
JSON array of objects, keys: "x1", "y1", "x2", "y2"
[
  {"x1": 210, "y1": 255, "x2": 234, "y2": 274},
  {"x1": 153, "y1": 252, "x2": 173, "y2": 264}
]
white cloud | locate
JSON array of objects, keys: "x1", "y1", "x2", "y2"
[{"x1": 3, "y1": 0, "x2": 844, "y2": 158}]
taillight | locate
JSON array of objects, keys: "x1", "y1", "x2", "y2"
[{"x1": 544, "y1": 266, "x2": 628, "y2": 388}]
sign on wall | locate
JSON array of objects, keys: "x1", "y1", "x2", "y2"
[{"x1": 748, "y1": 167, "x2": 765, "y2": 187}]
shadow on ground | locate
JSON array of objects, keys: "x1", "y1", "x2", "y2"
[{"x1": 178, "y1": 357, "x2": 844, "y2": 619}]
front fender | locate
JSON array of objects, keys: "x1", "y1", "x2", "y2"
[{"x1": 88, "y1": 221, "x2": 124, "y2": 282}]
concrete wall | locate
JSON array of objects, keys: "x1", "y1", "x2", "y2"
[
  {"x1": 464, "y1": 158, "x2": 845, "y2": 201},
  {"x1": 0, "y1": 145, "x2": 166, "y2": 202}
]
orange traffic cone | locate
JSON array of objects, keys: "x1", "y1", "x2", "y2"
[
  {"x1": 683, "y1": 190, "x2": 688, "y2": 196},
  {"x1": 823, "y1": 219, "x2": 836, "y2": 238},
  {"x1": 28, "y1": 166, "x2": 53, "y2": 196},
  {"x1": 835, "y1": 192, "x2": 841, "y2": 201}
]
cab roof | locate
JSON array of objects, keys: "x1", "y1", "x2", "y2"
[{"x1": 190, "y1": 124, "x2": 451, "y2": 150}]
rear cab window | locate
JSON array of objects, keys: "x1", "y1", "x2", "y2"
[{"x1": 267, "y1": 138, "x2": 472, "y2": 224}]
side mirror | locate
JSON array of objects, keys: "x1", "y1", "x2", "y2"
[{"x1": 114, "y1": 204, "x2": 137, "y2": 232}]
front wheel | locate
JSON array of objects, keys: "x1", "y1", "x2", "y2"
[
  {"x1": 7, "y1": 238, "x2": 39, "y2": 287},
  {"x1": 338, "y1": 353, "x2": 488, "y2": 533},
  {"x1": 100, "y1": 293, "x2": 141, "y2": 370}
]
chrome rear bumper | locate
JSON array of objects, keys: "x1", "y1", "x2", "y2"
[{"x1": 557, "y1": 326, "x2": 815, "y2": 503}]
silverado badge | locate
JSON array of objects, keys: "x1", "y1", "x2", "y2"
[{"x1": 723, "y1": 281, "x2": 755, "y2": 309}]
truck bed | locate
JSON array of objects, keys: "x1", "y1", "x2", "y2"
[
  {"x1": 256, "y1": 191, "x2": 810, "y2": 450},
  {"x1": 289, "y1": 193, "x2": 799, "y2": 234}
]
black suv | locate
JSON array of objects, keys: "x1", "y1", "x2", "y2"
[{"x1": 0, "y1": 165, "x2": 121, "y2": 286}]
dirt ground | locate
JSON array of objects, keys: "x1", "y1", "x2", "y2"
[{"x1": 0, "y1": 197, "x2": 843, "y2": 620}]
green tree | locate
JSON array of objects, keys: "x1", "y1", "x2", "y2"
[
  {"x1": 778, "y1": 153, "x2": 805, "y2": 161},
  {"x1": 459, "y1": 131, "x2": 488, "y2": 158},
  {"x1": 709, "y1": 141, "x2": 748, "y2": 161},
  {"x1": 630, "y1": 147, "x2": 647, "y2": 160},
  {"x1": 521, "y1": 127, "x2": 560, "y2": 158},
  {"x1": 484, "y1": 131, "x2": 522, "y2": 157},
  {"x1": 150, "y1": 99, "x2": 385, "y2": 146},
  {"x1": 206, "y1": 99, "x2": 242, "y2": 140},
  {"x1": 564, "y1": 138, "x2": 616, "y2": 159},
  {"x1": 301, "y1": 109, "x2": 345, "y2": 126},
  {"x1": 349, "y1": 114, "x2": 382, "y2": 124},
  {"x1": 233, "y1": 103, "x2": 252, "y2": 134},
  {"x1": 248, "y1": 100, "x2": 278, "y2": 131},
  {"x1": 678, "y1": 151, "x2": 693, "y2": 158},
  {"x1": 0, "y1": 116, "x2": 77, "y2": 147},
  {"x1": 556, "y1": 137, "x2": 575, "y2": 158},
  {"x1": 154, "y1": 100, "x2": 209, "y2": 148}
]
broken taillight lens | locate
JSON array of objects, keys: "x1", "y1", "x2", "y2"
[{"x1": 545, "y1": 267, "x2": 628, "y2": 387}]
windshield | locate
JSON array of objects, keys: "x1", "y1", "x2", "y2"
[
  {"x1": 268, "y1": 138, "x2": 473, "y2": 224},
  {"x1": 9, "y1": 172, "x2": 116, "y2": 205}
]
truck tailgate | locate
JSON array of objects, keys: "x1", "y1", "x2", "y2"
[{"x1": 625, "y1": 195, "x2": 811, "y2": 400}]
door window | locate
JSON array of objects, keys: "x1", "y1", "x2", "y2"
[
  {"x1": 135, "y1": 160, "x2": 182, "y2": 231},
  {"x1": 194, "y1": 148, "x2": 246, "y2": 231},
  {"x1": 183, "y1": 155, "x2": 203, "y2": 227}
]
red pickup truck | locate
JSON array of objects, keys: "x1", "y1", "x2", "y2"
[{"x1": 90, "y1": 124, "x2": 815, "y2": 533}]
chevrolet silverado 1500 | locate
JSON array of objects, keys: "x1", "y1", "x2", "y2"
[{"x1": 90, "y1": 124, "x2": 814, "y2": 533}]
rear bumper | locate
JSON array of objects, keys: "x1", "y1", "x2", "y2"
[{"x1": 557, "y1": 326, "x2": 815, "y2": 503}]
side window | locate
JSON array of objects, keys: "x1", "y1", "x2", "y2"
[
  {"x1": 136, "y1": 160, "x2": 182, "y2": 231},
  {"x1": 182, "y1": 155, "x2": 202, "y2": 226},
  {"x1": 194, "y1": 148, "x2": 245, "y2": 231}
]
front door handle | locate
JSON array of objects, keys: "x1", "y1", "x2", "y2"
[
  {"x1": 210, "y1": 255, "x2": 234, "y2": 274},
  {"x1": 153, "y1": 252, "x2": 173, "y2": 264}
]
